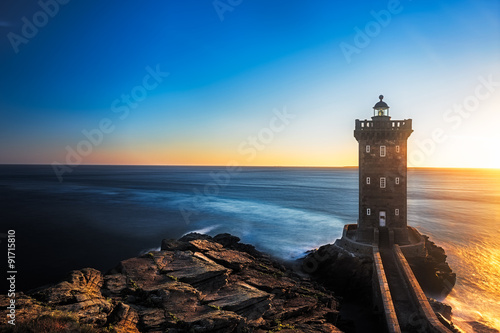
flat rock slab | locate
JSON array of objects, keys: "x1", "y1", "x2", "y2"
[
  {"x1": 240, "y1": 268, "x2": 297, "y2": 293},
  {"x1": 204, "y1": 282, "x2": 272, "y2": 321},
  {"x1": 155, "y1": 251, "x2": 230, "y2": 292},
  {"x1": 116, "y1": 256, "x2": 168, "y2": 291},
  {"x1": 205, "y1": 249, "x2": 254, "y2": 271},
  {"x1": 204, "y1": 282, "x2": 270, "y2": 310}
]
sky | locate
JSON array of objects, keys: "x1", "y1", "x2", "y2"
[{"x1": 0, "y1": 0, "x2": 499, "y2": 168}]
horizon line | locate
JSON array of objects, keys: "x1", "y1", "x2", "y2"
[{"x1": 1, "y1": 163, "x2": 499, "y2": 171}]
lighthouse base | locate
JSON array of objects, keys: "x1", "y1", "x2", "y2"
[
  {"x1": 355, "y1": 226, "x2": 410, "y2": 247},
  {"x1": 334, "y1": 224, "x2": 426, "y2": 258}
]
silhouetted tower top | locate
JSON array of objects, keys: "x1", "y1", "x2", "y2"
[{"x1": 373, "y1": 95, "x2": 390, "y2": 118}]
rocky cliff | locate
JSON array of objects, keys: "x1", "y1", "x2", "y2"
[{"x1": 0, "y1": 233, "x2": 341, "y2": 333}]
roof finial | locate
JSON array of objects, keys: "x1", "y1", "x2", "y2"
[{"x1": 379, "y1": 94, "x2": 384, "y2": 101}]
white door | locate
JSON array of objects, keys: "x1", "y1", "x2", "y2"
[{"x1": 379, "y1": 211, "x2": 386, "y2": 227}]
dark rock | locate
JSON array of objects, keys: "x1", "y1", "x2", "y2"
[
  {"x1": 407, "y1": 235, "x2": 456, "y2": 298},
  {"x1": 213, "y1": 233, "x2": 241, "y2": 247},
  {"x1": 212, "y1": 233, "x2": 264, "y2": 258},
  {"x1": 161, "y1": 238, "x2": 191, "y2": 251},
  {"x1": 178, "y1": 232, "x2": 213, "y2": 242},
  {"x1": 428, "y1": 297, "x2": 452, "y2": 321},
  {"x1": 436, "y1": 312, "x2": 464, "y2": 333},
  {"x1": 103, "y1": 273, "x2": 128, "y2": 295},
  {"x1": 231, "y1": 242, "x2": 264, "y2": 258},
  {"x1": 300, "y1": 243, "x2": 373, "y2": 300},
  {"x1": 467, "y1": 321, "x2": 500, "y2": 333}
]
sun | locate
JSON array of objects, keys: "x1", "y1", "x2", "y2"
[{"x1": 488, "y1": 151, "x2": 500, "y2": 169}]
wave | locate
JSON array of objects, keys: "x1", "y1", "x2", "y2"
[
  {"x1": 183, "y1": 224, "x2": 221, "y2": 236},
  {"x1": 139, "y1": 246, "x2": 161, "y2": 255}
]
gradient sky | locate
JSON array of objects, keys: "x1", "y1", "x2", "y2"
[{"x1": 0, "y1": 0, "x2": 499, "y2": 168}]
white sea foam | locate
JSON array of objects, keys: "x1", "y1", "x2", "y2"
[
  {"x1": 139, "y1": 246, "x2": 161, "y2": 255},
  {"x1": 183, "y1": 224, "x2": 221, "y2": 236}
]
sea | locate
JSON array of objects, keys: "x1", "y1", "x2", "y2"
[{"x1": 1, "y1": 165, "x2": 499, "y2": 332}]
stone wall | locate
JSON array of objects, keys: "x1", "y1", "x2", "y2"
[
  {"x1": 393, "y1": 245, "x2": 450, "y2": 333},
  {"x1": 372, "y1": 246, "x2": 401, "y2": 333}
]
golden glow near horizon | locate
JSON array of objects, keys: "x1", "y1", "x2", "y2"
[
  {"x1": 46, "y1": 127, "x2": 500, "y2": 169},
  {"x1": 44, "y1": 127, "x2": 500, "y2": 169},
  {"x1": 42, "y1": 91, "x2": 500, "y2": 169}
]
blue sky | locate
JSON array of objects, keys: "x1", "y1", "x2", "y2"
[{"x1": 0, "y1": 0, "x2": 499, "y2": 167}]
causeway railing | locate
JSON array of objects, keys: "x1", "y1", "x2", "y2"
[
  {"x1": 373, "y1": 246, "x2": 401, "y2": 333},
  {"x1": 393, "y1": 245, "x2": 451, "y2": 333}
]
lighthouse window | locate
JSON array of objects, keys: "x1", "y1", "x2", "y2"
[
  {"x1": 366, "y1": 177, "x2": 371, "y2": 184},
  {"x1": 396, "y1": 145, "x2": 400, "y2": 153},
  {"x1": 395, "y1": 209, "x2": 400, "y2": 216},
  {"x1": 366, "y1": 145, "x2": 370, "y2": 153},
  {"x1": 380, "y1": 146, "x2": 386, "y2": 157},
  {"x1": 380, "y1": 177, "x2": 386, "y2": 188},
  {"x1": 367, "y1": 208, "x2": 371, "y2": 216},
  {"x1": 395, "y1": 177, "x2": 400, "y2": 185}
]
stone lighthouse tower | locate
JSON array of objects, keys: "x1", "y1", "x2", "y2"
[{"x1": 354, "y1": 95, "x2": 413, "y2": 246}]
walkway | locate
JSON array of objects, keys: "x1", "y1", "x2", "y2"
[{"x1": 374, "y1": 245, "x2": 451, "y2": 333}]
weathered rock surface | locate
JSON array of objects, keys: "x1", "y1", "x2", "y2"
[
  {"x1": 407, "y1": 235, "x2": 457, "y2": 298},
  {"x1": 0, "y1": 233, "x2": 341, "y2": 332},
  {"x1": 300, "y1": 243, "x2": 373, "y2": 301}
]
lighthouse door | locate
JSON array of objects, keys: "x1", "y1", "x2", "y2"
[{"x1": 379, "y1": 211, "x2": 386, "y2": 227}]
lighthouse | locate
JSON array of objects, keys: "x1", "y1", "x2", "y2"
[
  {"x1": 326, "y1": 96, "x2": 455, "y2": 330},
  {"x1": 353, "y1": 95, "x2": 413, "y2": 246}
]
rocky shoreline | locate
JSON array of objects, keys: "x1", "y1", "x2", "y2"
[
  {"x1": 0, "y1": 233, "x2": 341, "y2": 332},
  {"x1": 2, "y1": 232, "x2": 495, "y2": 333}
]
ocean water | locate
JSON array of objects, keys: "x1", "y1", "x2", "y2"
[{"x1": 1, "y1": 165, "x2": 499, "y2": 331}]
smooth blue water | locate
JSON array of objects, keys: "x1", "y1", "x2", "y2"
[{"x1": 1, "y1": 165, "x2": 499, "y2": 331}]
